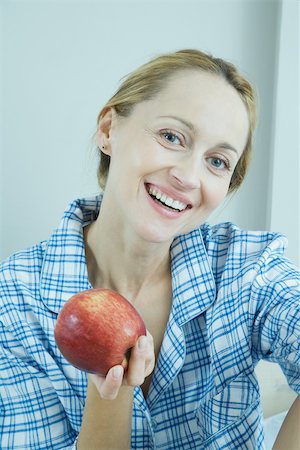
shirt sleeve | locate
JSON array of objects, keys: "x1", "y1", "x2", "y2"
[
  {"x1": 0, "y1": 318, "x2": 79, "y2": 450},
  {"x1": 250, "y1": 253, "x2": 300, "y2": 394}
]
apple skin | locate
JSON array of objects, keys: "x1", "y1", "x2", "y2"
[{"x1": 54, "y1": 288, "x2": 146, "y2": 375}]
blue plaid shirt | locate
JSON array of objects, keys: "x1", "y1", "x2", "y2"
[{"x1": 0, "y1": 195, "x2": 299, "y2": 449}]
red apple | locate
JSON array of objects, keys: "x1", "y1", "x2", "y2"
[{"x1": 54, "y1": 288, "x2": 146, "y2": 375}]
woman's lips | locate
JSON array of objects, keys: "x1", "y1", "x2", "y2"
[{"x1": 145, "y1": 183, "x2": 192, "y2": 217}]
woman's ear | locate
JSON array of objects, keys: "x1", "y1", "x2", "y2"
[{"x1": 98, "y1": 107, "x2": 114, "y2": 156}]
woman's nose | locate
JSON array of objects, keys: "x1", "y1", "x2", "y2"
[{"x1": 169, "y1": 156, "x2": 201, "y2": 190}]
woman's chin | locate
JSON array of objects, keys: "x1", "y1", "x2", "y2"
[{"x1": 136, "y1": 224, "x2": 175, "y2": 245}]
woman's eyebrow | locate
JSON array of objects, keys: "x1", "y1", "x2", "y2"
[
  {"x1": 218, "y1": 143, "x2": 239, "y2": 155},
  {"x1": 157, "y1": 115, "x2": 196, "y2": 132}
]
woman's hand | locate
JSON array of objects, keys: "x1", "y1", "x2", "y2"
[{"x1": 89, "y1": 331, "x2": 155, "y2": 400}]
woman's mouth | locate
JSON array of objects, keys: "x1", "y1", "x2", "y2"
[{"x1": 145, "y1": 184, "x2": 191, "y2": 213}]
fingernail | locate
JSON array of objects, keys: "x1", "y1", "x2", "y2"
[
  {"x1": 138, "y1": 336, "x2": 147, "y2": 351},
  {"x1": 112, "y1": 366, "x2": 123, "y2": 380}
]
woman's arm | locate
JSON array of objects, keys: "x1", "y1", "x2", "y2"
[
  {"x1": 77, "y1": 375, "x2": 134, "y2": 450},
  {"x1": 273, "y1": 396, "x2": 300, "y2": 450},
  {"x1": 77, "y1": 334, "x2": 155, "y2": 450}
]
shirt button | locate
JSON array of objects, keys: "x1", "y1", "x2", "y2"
[{"x1": 152, "y1": 419, "x2": 158, "y2": 430}]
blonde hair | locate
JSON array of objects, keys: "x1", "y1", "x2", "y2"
[{"x1": 96, "y1": 49, "x2": 256, "y2": 192}]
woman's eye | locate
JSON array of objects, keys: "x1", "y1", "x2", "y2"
[
  {"x1": 208, "y1": 157, "x2": 230, "y2": 170},
  {"x1": 160, "y1": 130, "x2": 183, "y2": 146}
]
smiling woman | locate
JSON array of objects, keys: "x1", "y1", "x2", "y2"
[{"x1": 0, "y1": 49, "x2": 299, "y2": 450}]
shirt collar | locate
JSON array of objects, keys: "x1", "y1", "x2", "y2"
[
  {"x1": 170, "y1": 229, "x2": 216, "y2": 326},
  {"x1": 40, "y1": 195, "x2": 101, "y2": 314},
  {"x1": 40, "y1": 194, "x2": 216, "y2": 319}
]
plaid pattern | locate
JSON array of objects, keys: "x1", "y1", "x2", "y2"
[{"x1": 0, "y1": 195, "x2": 299, "y2": 449}]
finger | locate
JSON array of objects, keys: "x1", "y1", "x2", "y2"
[
  {"x1": 144, "y1": 332, "x2": 155, "y2": 377},
  {"x1": 92, "y1": 365, "x2": 124, "y2": 400},
  {"x1": 125, "y1": 336, "x2": 147, "y2": 386},
  {"x1": 126, "y1": 335, "x2": 155, "y2": 386}
]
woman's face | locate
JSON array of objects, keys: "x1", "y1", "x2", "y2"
[{"x1": 100, "y1": 70, "x2": 249, "y2": 244}]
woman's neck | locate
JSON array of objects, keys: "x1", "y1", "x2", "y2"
[{"x1": 84, "y1": 213, "x2": 171, "y2": 302}]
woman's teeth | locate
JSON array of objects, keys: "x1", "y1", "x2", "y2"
[{"x1": 148, "y1": 186, "x2": 187, "y2": 211}]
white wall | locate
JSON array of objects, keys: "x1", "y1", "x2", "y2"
[
  {"x1": 1, "y1": 0, "x2": 298, "y2": 418},
  {"x1": 0, "y1": 3, "x2": 3, "y2": 255},
  {"x1": 1, "y1": 0, "x2": 283, "y2": 259},
  {"x1": 267, "y1": 0, "x2": 299, "y2": 266}
]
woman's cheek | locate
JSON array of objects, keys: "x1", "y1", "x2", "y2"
[{"x1": 205, "y1": 178, "x2": 230, "y2": 210}]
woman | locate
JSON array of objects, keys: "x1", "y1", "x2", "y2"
[{"x1": 0, "y1": 49, "x2": 299, "y2": 449}]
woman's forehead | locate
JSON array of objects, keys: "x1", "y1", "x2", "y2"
[
  {"x1": 142, "y1": 71, "x2": 247, "y2": 121},
  {"x1": 124, "y1": 71, "x2": 249, "y2": 155}
]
